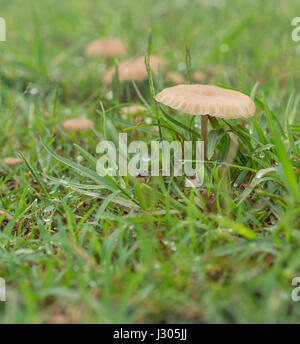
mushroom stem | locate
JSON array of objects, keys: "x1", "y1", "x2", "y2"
[{"x1": 201, "y1": 114, "x2": 208, "y2": 161}]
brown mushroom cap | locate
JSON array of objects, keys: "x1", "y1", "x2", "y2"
[
  {"x1": 121, "y1": 105, "x2": 147, "y2": 116},
  {"x1": 166, "y1": 72, "x2": 186, "y2": 84},
  {"x1": 103, "y1": 56, "x2": 164, "y2": 84},
  {"x1": 62, "y1": 118, "x2": 94, "y2": 131},
  {"x1": 3, "y1": 157, "x2": 23, "y2": 167},
  {"x1": 192, "y1": 70, "x2": 205, "y2": 82},
  {"x1": 85, "y1": 38, "x2": 127, "y2": 58},
  {"x1": 155, "y1": 84, "x2": 256, "y2": 119},
  {"x1": 206, "y1": 64, "x2": 224, "y2": 77}
]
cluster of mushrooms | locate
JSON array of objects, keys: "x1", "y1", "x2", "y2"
[{"x1": 3, "y1": 37, "x2": 255, "y2": 168}]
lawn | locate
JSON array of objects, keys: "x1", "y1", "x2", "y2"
[{"x1": 0, "y1": 0, "x2": 300, "y2": 324}]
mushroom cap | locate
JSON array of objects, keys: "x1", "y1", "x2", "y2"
[
  {"x1": 3, "y1": 157, "x2": 23, "y2": 167},
  {"x1": 192, "y1": 70, "x2": 205, "y2": 82},
  {"x1": 166, "y1": 72, "x2": 186, "y2": 84},
  {"x1": 155, "y1": 84, "x2": 256, "y2": 119},
  {"x1": 121, "y1": 105, "x2": 147, "y2": 116},
  {"x1": 206, "y1": 64, "x2": 224, "y2": 76},
  {"x1": 62, "y1": 118, "x2": 94, "y2": 131},
  {"x1": 85, "y1": 38, "x2": 126, "y2": 58},
  {"x1": 103, "y1": 56, "x2": 164, "y2": 84}
]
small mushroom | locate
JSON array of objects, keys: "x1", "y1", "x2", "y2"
[
  {"x1": 62, "y1": 118, "x2": 94, "y2": 131},
  {"x1": 85, "y1": 38, "x2": 127, "y2": 58},
  {"x1": 192, "y1": 70, "x2": 205, "y2": 82},
  {"x1": 206, "y1": 64, "x2": 224, "y2": 78},
  {"x1": 3, "y1": 157, "x2": 23, "y2": 167},
  {"x1": 166, "y1": 72, "x2": 186, "y2": 84},
  {"x1": 120, "y1": 105, "x2": 146, "y2": 116},
  {"x1": 120, "y1": 105, "x2": 158, "y2": 134},
  {"x1": 103, "y1": 56, "x2": 164, "y2": 84},
  {"x1": 155, "y1": 84, "x2": 256, "y2": 160},
  {"x1": 121, "y1": 105, "x2": 148, "y2": 127}
]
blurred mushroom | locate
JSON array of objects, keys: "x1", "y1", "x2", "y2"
[
  {"x1": 120, "y1": 105, "x2": 159, "y2": 135},
  {"x1": 85, "y1": 38, "x2": 126, "y2": 58},
  {"x1": 120, "y1": 105, "x2": 146, "y2": 116},
  {"x1": 155, "y1": 84, "x2": 255, "y2": 160},
  {"x1": 62, "y1": 118, "x2": 94, "y2": 131},
  {"x1": 206, "y1": 64, "x2": 224, "y2": 77},
  {"x1": 120, "y1": 105, "x2": 148, "y2": 136},
  {"x1": 192, "y1": 70, "x2": 205, "y2": 82},
  {"x1": 103, "y1": 56, "x2": 164, "y2": 84},
  {"x1": 3, "y1": 157, "x2": 23, "y2": 167},
  {"x1": 166, "y1": 72, "x2": 186, "y2": 84}
]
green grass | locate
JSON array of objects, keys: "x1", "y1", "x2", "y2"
[{"x1": 0, "y1": 0, "x2": 300, "y2": 323}]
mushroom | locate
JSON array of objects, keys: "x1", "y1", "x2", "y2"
[
  {"x1": 120, "y1": 105, "x2": 146, "y2": 116},
  {"x1": 166, "y1": 72, "x2": 186, "y2": 84},
  {"x1": 120, "y1": 105, "x2": 147, "y2": 135},
  {"x1": 103, "y1": 56, "x2": 164, "y2": 84},
  {"x1": 3, "y1": 157, "x2": 23, "y2": 167},
  {"x1": 120, "y1": 105, "x2": 148, "y2": 126},
  {"x1": 206, "y1": 64, "x2": 224, "y2": 78},
  {"x1": 155, "y1": 84, "x2": 256, "y2": 160},
  {"x1": 85, "y1": 38, "x2": 126, "y2": 58},
  {"x1": 62, "y1": 118, "x2": 94, "y2": 131},
  {"x1": 192, "y1": 70, "x2": 205, "y2": 83}
]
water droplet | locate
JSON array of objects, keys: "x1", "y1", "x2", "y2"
[
  {"x1": 30, "y1": 87, "x2": 39, "y2": 95},
  {"x1": 76, "y1": 155, "x2": 83, "y2": 163}
]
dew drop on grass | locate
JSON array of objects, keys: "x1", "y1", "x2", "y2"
[
  {"x1": 42, "y1": 206, "x2": 54, "y2": 223},
  {"x1": 171, "y1": 243, "x2": 177, "y2": 252},
  {"x1": 76, "y1": 155, "x2": 83, "y2": 163},
  {"x1": 154, "y1": 262, "x2": 161, "y2": 269},
  {"x1": 30, "y1": 87, "x2": 39, "y2": 95}
]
